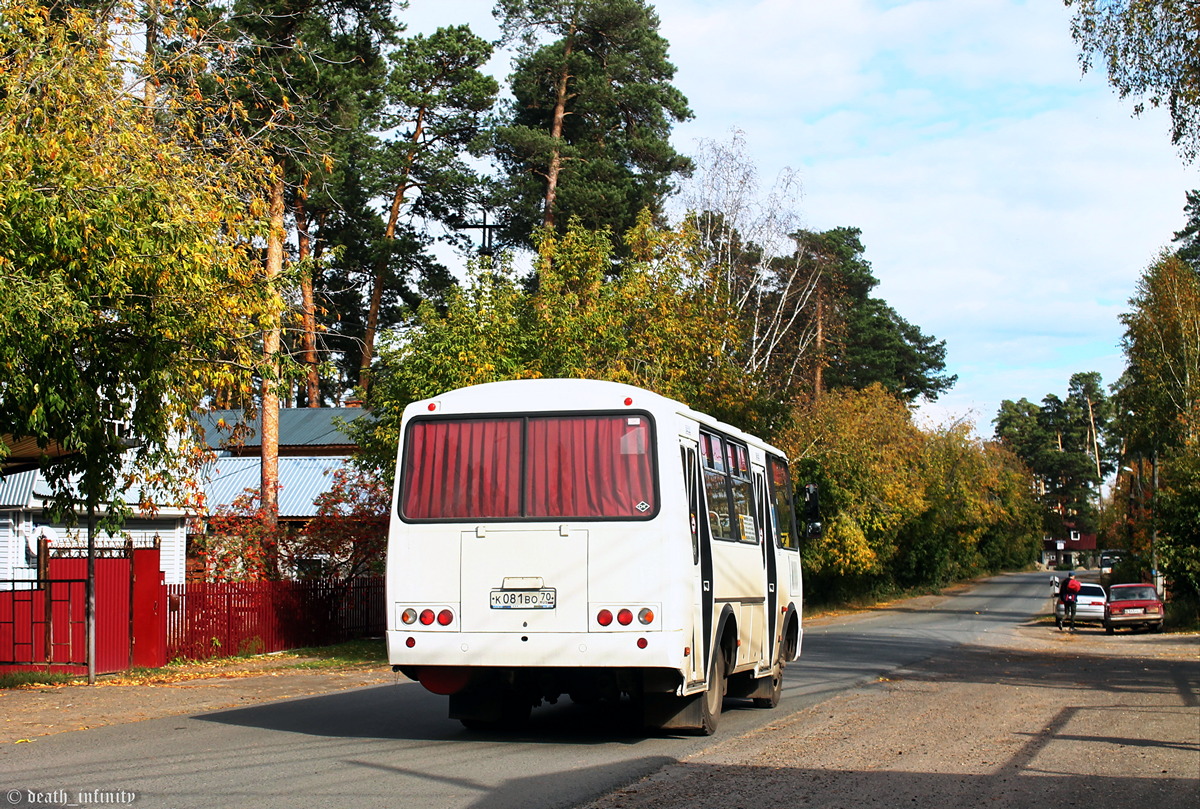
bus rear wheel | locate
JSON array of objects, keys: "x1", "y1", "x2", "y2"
[{"x1": 751, "y1": 663, "x2": 783, "y2": 709}]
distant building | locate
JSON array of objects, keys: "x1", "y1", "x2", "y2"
[{"x1": 1042, "y1": 523, "x2": 1097, "y2": 569}]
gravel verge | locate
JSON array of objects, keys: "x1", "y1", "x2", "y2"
[{"x1": 580, "y1": 621, "x2": 1199, "y2": 809}]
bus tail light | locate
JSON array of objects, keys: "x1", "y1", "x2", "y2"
[
  {"x1": 595, "y1": 606, "x2": 657, "y2": 628},
  {"x1": 400, "y1": 606, "x2": 455, "y2": 628}
]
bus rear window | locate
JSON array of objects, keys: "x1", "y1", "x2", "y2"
[{"x1": 401, "y1": 414, "x2": 656, "y2": 520}]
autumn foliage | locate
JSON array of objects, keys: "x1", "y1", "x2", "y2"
[
  {"x1": 782, "y1": 386, "x2": 1041, "y2": 601},
  {"x1": 198, "y1": 469, "x2": 389, "y2": 583}
]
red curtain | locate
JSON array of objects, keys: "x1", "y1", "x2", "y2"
[
  {"x1": 401, "y1": 416, "x2": 655, "y2": 520},
  {"x1": 525, "y1": 416, "x2": 654, "y2": 518},
  {"x1": 402, "y1": 419, "x2": 522, "y2": 519}
]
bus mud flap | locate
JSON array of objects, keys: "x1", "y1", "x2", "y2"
[{"x1": 642, "y1": 691, "x2": 711, "y2": 733}]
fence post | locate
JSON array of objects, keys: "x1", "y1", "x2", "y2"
[{"x1": 41, "y1": 538, "x2": 51, "y2": 664}]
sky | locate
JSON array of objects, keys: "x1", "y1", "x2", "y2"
[{"x1": 398, "y1": 0, "x2": 1199, "y2": 436}]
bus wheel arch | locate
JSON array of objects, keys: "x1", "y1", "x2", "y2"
[{"x1": 713, "y1": 605, "x2": 738, "y2": 673}]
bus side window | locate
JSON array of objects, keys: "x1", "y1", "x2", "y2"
[
  {"x1": 700, "y1": 432, "x2": 735, "y2": 541},
  {"x1": 768, "y1": 457, "x2": 799, "y2": 550},
  {"x1": 728, "y1": 443, "x2": 757, "y2": 544}
]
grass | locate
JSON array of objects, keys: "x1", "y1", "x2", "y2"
[
  {"x1": 0, "y1": 637, "x2": 389, "y2": 689},
  {"x1": 0, "y1": 670, "x2": 77, "y2": 689},
  {"x1": 284, "y1": 637, "x2": 387, "y2": 669}
]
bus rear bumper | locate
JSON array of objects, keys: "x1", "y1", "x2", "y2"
[{"x1": 387, "y1": 629, "x2": 687, "y2": 671}]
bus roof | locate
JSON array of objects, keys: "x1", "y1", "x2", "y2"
[{"x1": 403, "y1": 379, "x2": 786, "y2": 458}]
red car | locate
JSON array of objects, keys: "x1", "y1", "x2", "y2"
[{"x1": 1104, "y1": 583, "x2": 1165, "y2": 634}]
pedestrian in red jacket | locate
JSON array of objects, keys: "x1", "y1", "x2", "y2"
[{"x1": 1058, "y1": 572, "x2": 1081, "y2": 631}]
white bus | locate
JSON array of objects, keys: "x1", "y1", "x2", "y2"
[{"x1": 385, "y1": 379, "x2": 806, "y2": 734}]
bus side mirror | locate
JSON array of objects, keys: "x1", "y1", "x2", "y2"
[{"x1": 803, "y1": 483, "x2": 822, "y2": 538}]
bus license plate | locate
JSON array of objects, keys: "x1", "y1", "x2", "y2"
[{"x1": 490, "y1": 589, "x2": 556, "y2": 609}]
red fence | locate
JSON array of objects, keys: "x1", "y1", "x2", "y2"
[
  {"x1": 166, "y1": 576, "x2": 384, "y2": 661},
  {"x1": 0, "y1": 579, "x2": 87, "y2": 671},
  {"x1": 0, "y1": 549, "x2": 166, "y2": 675}
]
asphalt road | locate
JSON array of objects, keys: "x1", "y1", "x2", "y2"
[{"x1": 0, "y1": 573, "x2": 1078, "y2": 809}]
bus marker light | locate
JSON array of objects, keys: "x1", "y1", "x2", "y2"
[
  {"x1": 624, "y1": 397, "x2": 633, "y2": 406},
  {"x1": 684, "y1": 647, "x2": 691, "y2": 657},
  {"x1": 638, "y1": 608, "x2": 654, "y2": 625},
  {"x1": 420, "y1": 609, "x2": 436, "y2": 625},
  {"x1": 636, "y1": 638, "x2": 648, "y2": 649},
  {"x1": 427, "y1": 402, "x2": 437, "y2": 411},
  {"x1": 617, "y1": 609, "x2": 633, "y2": 625},
  {"x1": 405, "y1": 637, "x2": 416, "y2": 648},
  {"x1": 437, "y1": 609, "x2": 454, "y2": 626},
  {"x1": 597, "y1": 609, "x2": 613, "y2": 626}
]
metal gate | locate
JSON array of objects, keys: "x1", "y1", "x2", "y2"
[{"x1": 0, "y1": 545, "x2": 166, "y2": 675}]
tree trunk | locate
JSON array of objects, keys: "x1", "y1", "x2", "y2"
[
  {"x1": 261, "y1": 170, "x2": 284, "y2": 529},
  {"x1": 542, "y1": 28, "x2": 575, "y2": 231},
  {"x1": 814, "y1": 288, "x2": 825, "y2": 399},
  {"x1": 295, "y1": 192, "x2": 320, "y2": 407},
  {"x1": 360, "y1": 107, "x2": 427, "y2": 396},
  {"x1": 142, "y1": 0, "x2": 159, "y2": 112}
]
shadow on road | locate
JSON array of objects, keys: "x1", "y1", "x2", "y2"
[{"x1": 197, "y1": 682, "x2": 669, "y2": 745}]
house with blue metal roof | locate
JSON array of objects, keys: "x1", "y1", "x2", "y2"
[
  {"x1": 194, "y1": 407, "x2": 371, "y2": 458},
  {"x1": 0, "y1": 466, "x2": 188, "y2": 585},
  {"x1": 193, "y1": 406, "x2": 372, "y2": 517},
  {"x1": 190, "y1": 407, "x2": 377, "y2": 579},
  {"x1": 2, "y1": 408, "x2": 376, "y2": 585}
]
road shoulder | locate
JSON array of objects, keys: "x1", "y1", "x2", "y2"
[{"x1": 580, "y1": 623, "x2": 1199, "y2": 809}]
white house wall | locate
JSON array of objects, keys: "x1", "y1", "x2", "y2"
[{"x1": 0, "y1": 511, "x2": 14, "y2": 581}]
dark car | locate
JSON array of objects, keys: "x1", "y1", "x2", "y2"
[{"x1": 1104, "y1": 583, "x2": 1165, "y2": 634}]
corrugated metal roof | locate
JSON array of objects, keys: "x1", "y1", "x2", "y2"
[
  {"x1": 0, "y1": 470, "x2": 37, "y2": 508},
  {"x1": 194, "y1": 408, "x2": 372, "y2": 451},
  {"x1": 201, "y1": 456, "x2": 348, "y2": 519}
]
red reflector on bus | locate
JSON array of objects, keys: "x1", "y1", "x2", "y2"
[
  {"x1": 419, "y1": 609, "x2": 435, "y2": 625},
  {"x1": 636, "y1": 638, "x2": 648, "y2": 649},
  {"x1": 405, "y1": 637, "x2": 416, "y2": 648},
  {"x1": 617, "y1": 609, "x2": 633, "y2": 625},
  {"x1": 597, "y1": 609, "x2": 613, "y2": 626},
  {"x1": 418, "y1": 666, "x2": 472, "y2": 695},
  {"x1": 437, "y1": 609, "x2": 454, "y2": 626}
]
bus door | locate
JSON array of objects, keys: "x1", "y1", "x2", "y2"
[
  {"x1": 768, "y1": 456, "x2": 802, "y2": 660},
  {"x1": 700, "y1": 431, "x2": 765, "y2": 673},
  {"x1": 680, "y1": 440, "x2": 709, "y2": 686},
  {"x1": 754, "y1": 465, "x2": 778, "y2": 671}
]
